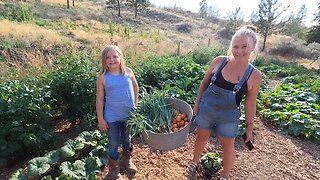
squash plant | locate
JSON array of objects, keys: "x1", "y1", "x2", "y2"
[
  {"x1": 10, "y1": 130, "x2": 107, "y2": 179},
  {"x1": 198, "y1": 152, "x2": 222, "y2": 179}
]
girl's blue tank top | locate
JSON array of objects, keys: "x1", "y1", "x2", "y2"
[{"x1": 104, "y1": 72, "x2": 135, "y2": 123}]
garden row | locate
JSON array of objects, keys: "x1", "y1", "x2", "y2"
[
  {"x1": 0, "y1": 47, "x2": 222, "y2": 168},
  {"x1": 11, "y1": 130, "x2": 108, "y2": 180},
  {"x1": 256, "y1": 60, "x2": 320, "y2": 141},
  {"x1": 1, "y1": 47, "x2": 319, "y2": 177}
]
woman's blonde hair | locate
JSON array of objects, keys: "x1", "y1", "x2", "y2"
[
  {"x1": 228, "y1": 25, "x2": 259, "y2": 61},
  {"x1": 100, "y1": 45, "x2": 126, "y2": 75}
]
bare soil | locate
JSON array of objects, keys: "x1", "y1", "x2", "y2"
[
  {"x1": 96, "y1": 118, "x2": 320, "y2": 180},
  {"x1": 1, "y1": 116, "x2": 319, "y2": 180}
]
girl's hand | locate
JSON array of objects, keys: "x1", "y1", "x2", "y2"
[{"x1": 98, "y1": 120, "x2": 109, "y2": 132}]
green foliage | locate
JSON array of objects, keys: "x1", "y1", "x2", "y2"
[
  {"x1": 226, "y1": 7, "x2": 244, "y2": 35},
  {"x1": 162, "y1": 63, "x2": 205, "y2": 104},
  {"x1": 133, "y1": 54, "x2": 207, "y2": 104},
  {"x1": 133, "y1": 55, "x2": 193, "y2": 89},
  {"x1": 255, "y1": 59, "x2": 319, "y2": 79},
  {"x1": 129, "y1": 90, "x2": 174, "y2": 136},
  {"x1": 307, "y1": 26, "x2": 320, "y2": 44},
  {"x1": 27, "y1": 157, "x2": 51, "y2": 177},
  {"x1": 0, "y1": 78, "x2": 56, "y2": 167},
  {"x1": 127, "y1": 0, "x2": 150, "y2": 18},
  {"x1": 59, "y1": 160, "x2": 86, "y2": 179},
  {"x1": 186, "y1": 47, "x2": 227, "y2": 65},
  {"x1": 7, "y1": 3, "x2": 34, "y2": 22},
  {"x1": 199, "y1": 0, "x2": 208, "y2": 18},
  {"x1": 50, "y1": 52, "x2": 98, "y2": 124},
  {"x1": 259, "y1": 81, "x2": 320, "y2": 141},
  {"x1": 199, "y1": 152, "x2": 222, "y2": 178},
  {"x1": 282, "y1": 5, "x2": 307, "y2": 39},
  {"x1": 10, "y1": 130, "x2": 107, "y2": 179},
  {"x1": 251, "y1": 0, "x2": 289, "y2": 51}
]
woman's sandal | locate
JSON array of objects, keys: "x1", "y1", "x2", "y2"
[{"x1": 186, "y1": 161, "x2": 198, "y2": 175}]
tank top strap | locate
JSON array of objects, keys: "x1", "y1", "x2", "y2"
[
  {"x1": 211, "y1": 56, "x2": 228, "y2": 83},
  {"x1": 233, "y1": 64, "x2": 254, "y2": 93}
]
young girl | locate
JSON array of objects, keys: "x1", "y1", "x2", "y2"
[
  {"x1": 187, "y1": 25, "x2": 262, "y2": 180},
  {"x1": 96, "y1": 45, "x2": 139, "y2": 179}
]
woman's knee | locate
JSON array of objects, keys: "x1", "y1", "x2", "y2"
[{"x1": 218, "y1": 135, "x2": 235, "y2": 149}]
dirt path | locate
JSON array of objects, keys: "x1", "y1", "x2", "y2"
[
  {"x1": 98, "y1": 119, "x2": 320, "y2": 180},
  {"x1": 2, "y1": 118, "x2": 319, "y2": 180}
]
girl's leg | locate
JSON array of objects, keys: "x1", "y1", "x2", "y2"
[
  {"x1": 107, "y1": 122, "x2": 121, "y2": 160},
  {"x1": 217, "y1": 135, "x2": 236, "y2": 179},
  {"x1": 119, "y1": 121, "x2": 137, "y2": 174},
  {"x1": 119, "y1": 121, "x2": 131, "y2": 151},
  {"x1": 107, "y1": 122, "x2": 124, "y2": 179}
]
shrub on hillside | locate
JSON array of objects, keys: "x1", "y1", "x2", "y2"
[
  {"x1": 176, "y1": 23, "x2": 192, "y2": 33},
  {"x1": 268, "y1": 40, "x2": 320, "y2": 60},
  {"x1": 186, "y1": 47, "x2": 227, "y2": 65},
  {"x1": 216, "y1": 27, "x2": 234, "y2": 40}
]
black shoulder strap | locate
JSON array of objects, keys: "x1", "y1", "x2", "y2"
[{"x1": 211, "y1": 56, "x2": 228, "y2": 83}]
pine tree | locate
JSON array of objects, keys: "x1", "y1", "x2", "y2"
[
  {"x1": 128, "y1": 0, "x2": 150, "y2": 18},
  {"x1": 199, "y1": 0, "x2": 208, "y2": 18},
  {"x1": 226, "y1": 7, "x2": 244, "y2": 34},
  {"x1": 251, "y1": 0, "x2": 289, "y2": 51},
  {"x1": 306, "y1": 1, "x2": 320, "y2": 43},
  {"x1": 282, "y1": 4, "x2": 307, "y2": 39}
]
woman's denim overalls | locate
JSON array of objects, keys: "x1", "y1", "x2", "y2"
[{"x1": 194, "y1": 57, "x2": 254, "y2": 138}]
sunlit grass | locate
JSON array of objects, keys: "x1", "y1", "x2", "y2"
[
  {"x1": 42, "y1": 0, "x2": 66, "y2": 5},
  {"x1": 0, "y1": 19, "x2": 65, "y2": 47}
]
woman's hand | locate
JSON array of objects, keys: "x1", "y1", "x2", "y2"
[
  {"x1": 244, "y1": 130, "x2": 253, "y2": 143},
  {"x1": 193, "y1": 103, "x2": 199, "y2": 115},
  {"x1": 98, "y1": 120, "x2": 109, "y2": 132}
]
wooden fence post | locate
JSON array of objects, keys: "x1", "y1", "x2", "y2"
[{"x1": 177, "y1": 41, "x2": 182, "y2": 55}]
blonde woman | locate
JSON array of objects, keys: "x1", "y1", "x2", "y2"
[{"x1": 187, "y1": 25, "x2": 262, "y2": 180}]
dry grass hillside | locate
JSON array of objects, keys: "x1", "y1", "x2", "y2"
[{"x1": 1, "y1": 0, "x2": 319, "y2": 73}]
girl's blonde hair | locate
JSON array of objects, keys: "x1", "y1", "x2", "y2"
[
  {"x1": 100, "y1": 45, "x2": 126, "y2": 75},
  {"x1": 228, "y1": 25, "x2": 259, "y2": 61}
]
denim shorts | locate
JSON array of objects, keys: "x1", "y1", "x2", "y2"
[{"x1": 194, "y1": 85, "x2": 241, "y2": 138}]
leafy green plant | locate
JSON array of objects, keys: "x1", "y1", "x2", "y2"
[
  {"x1": 27, "y1": 157, "x2": 51, "y2": 177},
  {"x1": 0, "y1": 78, "x2": 55, "y2": 167},
  {"x1": 50, "y1": 52, "x2": 98, "y2": 125},
  {"x1": 129, "y1": 90, "x2": 175, "y2": 136},
  {"x1": 259, "y1": 81, "x2": 320, "y2": 141},
  {"x1": 7, "y1": 3, "x2": 34, "y2": 22},
  {"x1": 59, "y1": 160, "x2": 86, "y2": 179},
  {"x1": 199, "y1": 152, "x2": 222, "y2": 178},
  {"x1": 10, "y1": 130, "x2": 107, "y2": 179}
]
